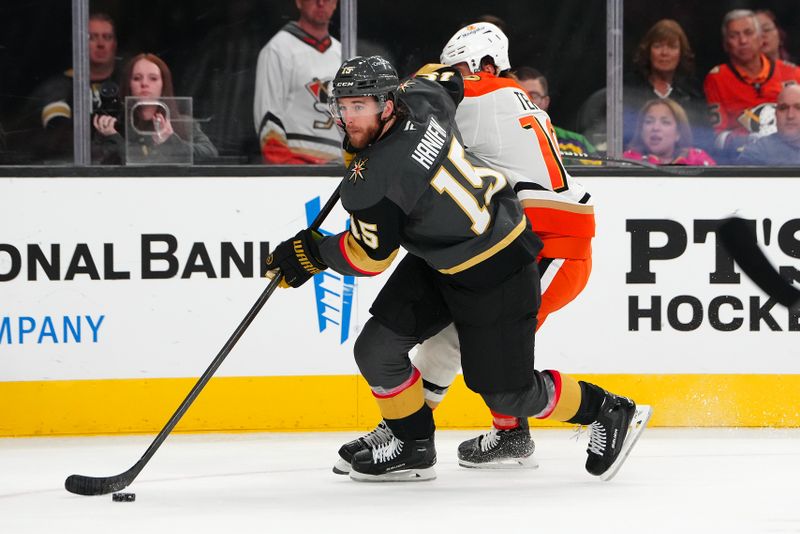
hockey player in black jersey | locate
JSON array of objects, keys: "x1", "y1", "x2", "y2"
[{"x1": 266, "y1": 55, "x2": 648, "y2": 482}]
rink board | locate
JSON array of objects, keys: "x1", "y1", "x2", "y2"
[{"x1": 2, "y1": 175, "x2": 799, "y2": 435}]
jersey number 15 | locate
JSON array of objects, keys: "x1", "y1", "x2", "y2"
[{"x1": 430, "y1": 138, "x2": 507, "y2": 235}]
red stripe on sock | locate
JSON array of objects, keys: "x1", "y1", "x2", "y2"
[
  {"x1": 372, "y1": 367, "x2": 421, "y2": 399},
  {"x1": 490, "y1": 411, "x2": 519, "y2": 430}
]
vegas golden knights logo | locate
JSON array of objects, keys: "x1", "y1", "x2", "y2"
[{"x1": 348, "y1": 158, "x2": 368, "y2": 184}]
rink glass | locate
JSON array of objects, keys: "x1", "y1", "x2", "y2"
[{"x1": 0, "y1": 0, "x2": 798, "y2": 168}]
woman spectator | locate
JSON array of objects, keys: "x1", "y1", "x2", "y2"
[
  {"x1": 92, "y1": 53, "x2": 217, "y2": 164},
  {"x1": 624, "y1": 19, "x2": 711, "y2": 151},
  {"x1": 624, "y1": 99, "x2": 715, "y2": 166},
  {"x1": 756, "y1": 10, "x2": 792, "y2": 63}
]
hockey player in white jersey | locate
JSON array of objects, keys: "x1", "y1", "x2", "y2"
[
  {"x1": 253, "y1": 0, "x2": 342, "y2": 164},
  {"x1": 333, "y1": 22, "x2": 651, "y2": 477}
]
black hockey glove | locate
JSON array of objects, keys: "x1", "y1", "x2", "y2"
[{"x1": 265, "y1": 229, "x2": 327, "y2": 288}]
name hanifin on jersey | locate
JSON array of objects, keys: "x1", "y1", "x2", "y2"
[{"x1": 410, "y1": 117, "x2": 448, "y2": 170}]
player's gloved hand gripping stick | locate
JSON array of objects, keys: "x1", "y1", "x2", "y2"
[
  {"x1": 265, "y1": 228, "x2": 327, "y2": 288},
  {"x1": 64, "y1": 186, "x2": 341, "y2": 496}
]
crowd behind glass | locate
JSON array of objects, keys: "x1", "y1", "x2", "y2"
[{"x1": 0, "y1": 0, "x2": 798, "y2": 168}]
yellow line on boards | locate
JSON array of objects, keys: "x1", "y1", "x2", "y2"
[{"x1": 2, "y1": 374, "x2": 799, "y2": 437}]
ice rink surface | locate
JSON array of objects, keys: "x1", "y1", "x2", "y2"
[{"x1": 2, "y1": 428, "x2": 799, "y2": 533}]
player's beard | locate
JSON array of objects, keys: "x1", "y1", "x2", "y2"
[{"x1": 346, "y1": 118, "x2": 382, "y2": 150}]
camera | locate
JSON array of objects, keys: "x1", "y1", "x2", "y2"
[
  {"x1": 92, "y1": 80, "x2": 122, "y2": 131},
  {"x1": 96, "y1": 80, "x2": 121, "y2": 116}
]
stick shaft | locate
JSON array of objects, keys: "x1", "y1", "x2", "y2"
[{"x1": 65, "y1": 185, "x2": 341, "y2": 495}]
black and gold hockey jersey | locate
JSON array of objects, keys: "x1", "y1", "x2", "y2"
[{"x1": 317, "y1": 77, "x2": 540, "y2": 285}]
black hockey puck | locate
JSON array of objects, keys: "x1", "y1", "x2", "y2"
[{"x1": 112, "y1": 492, "x2": 136, "y2": 502}]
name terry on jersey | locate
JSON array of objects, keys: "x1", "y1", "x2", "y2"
[{"x1": 410, "y1": 117, "x2": 447, "y2": 170}]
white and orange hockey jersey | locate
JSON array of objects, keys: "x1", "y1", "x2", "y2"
[
  {"x1": 456, "y1": 72, "x2": 595, "y2": 260},
  {"x1": 253, "y1": 22, "x2": 343, "y2": 164}
]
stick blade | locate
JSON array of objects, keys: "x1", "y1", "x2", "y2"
[
  {"x1": 718, "y1": 217, "x2": 800, "y2": 308},
  {"x1": 65, "y1": 472, "x2": 132, "y2": 496}
]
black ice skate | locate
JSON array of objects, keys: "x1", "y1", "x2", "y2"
[
  {"x1": 349, "y1": 435, "x2": 436, "y2": 482},
  {"x1": 458, "y1": 426, "x2": 538, "y2": 469},
  {"x1": 332, "y1": 420, "x2": 394, "y2": 475},
  {"x1": 585, "y1": 393, "x2": 653, "y2": 481}
]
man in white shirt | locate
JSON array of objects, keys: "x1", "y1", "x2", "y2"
[{"x1": 253, "y1": 0, "x2": 342, "y2": 164}]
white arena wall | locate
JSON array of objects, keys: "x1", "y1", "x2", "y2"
[{"x1": 1, "y1": 175, "x2": 799, "y2": 436}]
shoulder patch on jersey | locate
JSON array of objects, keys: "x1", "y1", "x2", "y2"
[
  {"x1": 398, "y1": 79, "x2": 416, "y2": 93},
  {"x1": 708, "y1": 65, "x2": 721, "y2": 75},
  {"x1": 737, "y1": 102, "x2": 777, "y2": 135},
  {"x1": 348, "y1": 157, "x2": 368, "y2": 184}
]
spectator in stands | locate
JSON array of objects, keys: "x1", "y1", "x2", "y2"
[
  {"x1": 572, "y1": 19, "x2": 708, "y2": 153},
  {"x1": 92, "y1": 53, "x2": 217, "y2": 164},
  {"x1": 738, "y1": 85, "x2": 800, "y2": 165},
  {"x1": 253, "y1": 0, "x2": 342, "y2": 164},
  {"x1": 624, "y1": 99, "x2": 715, "y2": 166},
  {"x1": 755, "y1": 10, "x2": 792, "y2": 63},
  {"x1": 514, "y1": 66, "x2": 599, "y2": 161},
  {"x1": 28, "y1": 12, "x2": 120, "y2": 163},
  {"x1": 704, "y1": 9, "x2": 800, "y2": 162},
  {"x1": 624, "y1": 19, "x2": 710, "y2": 151}
]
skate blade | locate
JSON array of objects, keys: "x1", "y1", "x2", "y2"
[
  {"x1": 600, "y1": 404, "x2": 653, "y2": 482},
  {"x1": 458, "y1": 455, "x2": 539, "y2": 470},
  {"x1": 349, "y1": 466, "x2": 436, "y2": 482},
  {"x1": 332, "y1": 458, "x2": 350, "y2": 475}
]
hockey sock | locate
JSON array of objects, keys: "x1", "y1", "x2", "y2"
[
  {"x1": 565, "y1": 381, "x2": 606, "y2": 425},
  {"x1": 422, "y1": 379, "x2": 449, "y2": 410},
  {"x1": 372, "y1": 367, "x2": 425, "y2": 422},
  {"x1": 491, "y1": 411, "x2": 521, "y2": 430},
  {"x1": 385, "y1": 403, "x2": 435, "y2": 441},
  {"x1": 534, "y1": 370, "x2": 585, "y2": 422}
]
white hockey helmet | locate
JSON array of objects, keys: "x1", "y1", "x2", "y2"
[{"x1": 440, "y1": 22, "x2": 511, "y2": 73}]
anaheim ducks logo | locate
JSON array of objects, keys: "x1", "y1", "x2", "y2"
[
  {"x1": 738, "y1": 102, "x2": 777, "y2": 137},
  {"x1": 348, "y1": 157, "x2": 368, "y2": 183},
  {"x1": 306, "y1": 77, "x2": 335, "y2": 129}
]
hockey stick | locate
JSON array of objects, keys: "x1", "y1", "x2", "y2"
[
  {"x1": 65, "y1": 186, "x2": 342, "y2": 496},
  {"x1": 717, "y1": 216, "x2": 800, "y2": 308},
  {"x1": 560, "y1": 151, "x2": 705, "y2": 177}
]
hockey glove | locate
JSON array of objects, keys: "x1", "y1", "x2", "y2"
[{"x1": 265, "y1": 229, "x2": 327, "y2": 288}]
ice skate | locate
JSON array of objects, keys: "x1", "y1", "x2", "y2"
[
  {"x1": 585, "y1": 393, "x2": 652, "y2": 481},
  {"x1": 458, "y1": 426, "x2": 538, "y2": 469},
  {"x1": 332, "y1": 420, "x2": 394, "y2": 475},
  {"x1": 349, "y1": 435, "x2": 436, "y2": 482}
]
